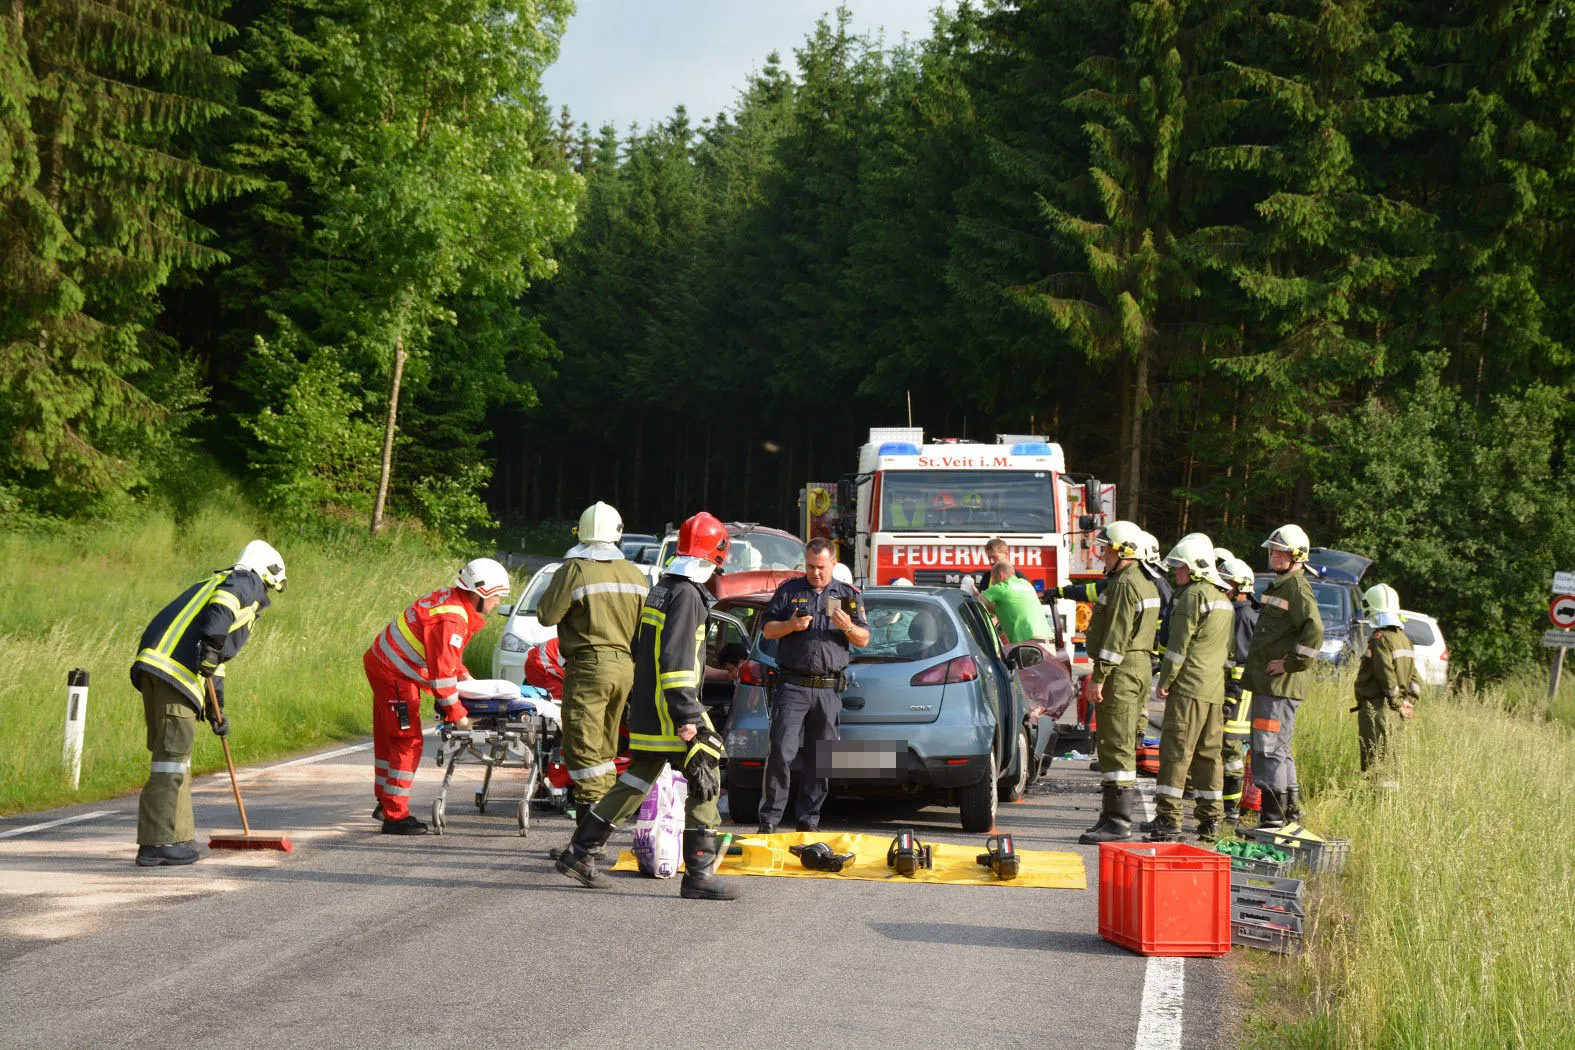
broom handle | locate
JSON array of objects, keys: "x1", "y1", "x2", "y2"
[{"x1": 205, "y1": 676, "x2": 251, "y2": 835}]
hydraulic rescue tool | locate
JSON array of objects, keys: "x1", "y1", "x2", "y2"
[
  {"x1": 886, "y1": 829, "x2": 933, "y2": 876},
  {"x1": 790, "y1": 842, "x2": 856, "y2": 873},
  {"x1": 975, "y1": 833, "x2": 1020, "y2": 880}
]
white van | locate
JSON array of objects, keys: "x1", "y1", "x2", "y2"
[{"x1": 1400, "y1": 611, "x2": 1449, "y2": 689}]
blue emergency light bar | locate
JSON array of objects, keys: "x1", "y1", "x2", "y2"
[
  {"x1": 877, "y1": 442, "x2": 922, "y2": 456},
  {"x1": 1010, "y1": 441, "x2": 1054, "y2": 456}
]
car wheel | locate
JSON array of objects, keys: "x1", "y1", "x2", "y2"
[
  {"x1": 998, "y1": 727, "x2": 1030, "y2": 803},
  {"x1": 726, "y1": 784, "x2": 761, "y2": 825},
  {"x1": 958, "y1": 750, "x2": 998, "y2": 833}
]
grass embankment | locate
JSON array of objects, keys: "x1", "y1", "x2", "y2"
[
  {"x1": 1244, "y1": 671, "x2": 1575, "y2": 1048},
  {"x1": 0, "y1": 507, "x2": 507, "y2": 815}
]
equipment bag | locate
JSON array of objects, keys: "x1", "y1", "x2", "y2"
[{"x1": 631, "y1": 767, "x2": 688, "y2": 878}]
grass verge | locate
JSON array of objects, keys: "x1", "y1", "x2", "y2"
[
  {"x1": 1243, "y1": 673, "x2": 1575, "y2": 1048},
  {"x1": 0, "y1": 503, "x2": 510, "y2": 816}
]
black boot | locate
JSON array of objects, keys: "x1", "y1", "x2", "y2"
[
  {"x1": 555, "y1": 812, "x2": 614, "y2": 888},
  {"x1": 135, "y1": 842, "x2": 199, "y2": 867},
  {"x1": 381, "y1": 815, "x2": 428, "y2": 835},
  {"x1": 680, "y1": 829, "x2": 738, "y2": 900},
  {"x1": 1284, "y1": 785, "x2": 1301, "y2": 824},
  {"x1": 1080, "y1": 786, "x2": 1134, "y2": 844},
  {"x1": 1195, "y1": 820, "x2": 1221, "y2": 843},
  {"x1": 549, "y1": 804, "x2": 604, "y2": 861},
  {"x1": 1257, "y1": 789, "x2": 1287, "y2": 830},
  {"x1": 1082, "y1": 783, "x2": 1116, "y2": 836},
  {"x1": 1145, "y1": 819, "x2": 1182, "y2": 843}
]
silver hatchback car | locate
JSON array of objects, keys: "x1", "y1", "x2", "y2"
[{"x1": 720, "y1": 586, "x2": 1043, "y2": 833}]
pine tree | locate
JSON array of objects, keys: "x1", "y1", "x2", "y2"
[{"x1": 0, "y1": 0, "x2": 245, "y2": 508}]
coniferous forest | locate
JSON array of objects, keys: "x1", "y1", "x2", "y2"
[{"x1": 2, "y1": 1, "x2": 1573, "y2": 675}]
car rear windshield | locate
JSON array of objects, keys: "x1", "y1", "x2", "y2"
[
  {"x1": 880, "y1": 470, "x2": 1056, "y2": 532},
  {"x1": 726, "y1": 532, "x2": 805, "y2": 572},
  {"x1": 755, "y1": 596, "x2": 958, "y2": 664},
  {"x1": 1402, "y1": 618, "x2": 1437, "y2": 646}
]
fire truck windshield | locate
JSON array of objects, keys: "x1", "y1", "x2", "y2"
[{"x1": 880, "y1": 471, "x2": 1056, "y2": 533}]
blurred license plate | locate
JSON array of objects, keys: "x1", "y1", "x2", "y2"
[{"x1": 816, "y1": 740, "x2": 905, "y2": 779}]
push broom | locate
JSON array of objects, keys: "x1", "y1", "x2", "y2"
[{"x1": 205, "y1": 676, "x2": 293, "y2": 852}]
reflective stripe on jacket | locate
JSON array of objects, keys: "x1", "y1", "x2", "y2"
[
  {"x1": 366, "y1": 587, "x2": 485, "y2": 720},
  {"x1": 131, "y1": 568, "x2": 269, "y2": 712},
  {"x1": 1355, "y1": 625, "x2": 1423, "y2": 707},
  {"x1": 534, "y1": 557, "x2": 649, "y2": 657},
  {"x1": 1083, "y1": 561, "x2": 1160, "y2": 685},
  {"x1": 626, "y1": 573, "x2": 709, "y2": 752}
]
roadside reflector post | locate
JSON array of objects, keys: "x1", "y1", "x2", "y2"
[{"x1": 63, "y1": 668, "x2": 89, "y2": 791}]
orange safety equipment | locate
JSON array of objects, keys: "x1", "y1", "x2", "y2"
[
  {"x1": 364, "y1": 587, "x2": 487, "y2": 821},
  {"x1": 524, "y1": 637, "x2": 566, "y2": 700},
  {"x1": 677, "y1": 512, "x2": 730, "y2": 567}
]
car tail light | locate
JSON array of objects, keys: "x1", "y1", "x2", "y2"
[
  {"x1": 1441, "y1": 649, "x2": 1450, "y2": 663},
  {"x1": 739, "y1": 660, "x2": 767, "y2": 685},
  {"x1": 910, "y1": 655, "x2": 978, "y2": 687}
]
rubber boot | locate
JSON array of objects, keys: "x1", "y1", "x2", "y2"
[
  {"x1": 549, "y1": 805, "x2": 604, "y2": 862},
  {"x1": 555, "y1": 812, "x2": 614, "y2": 888},
  {"x1": 1082, "y1": 784, "x2": 1116, "y2": 836},
  {"x1": 1284, "y1": 785, "x2": 1301, "y2": 824},
  {"x1": 1195, "y1": 820, "x2": 1221, "y2": 843},
  {"x1": 1257, "y1": 789, "x2": 1287, "y2": 830},
  {"x1": 679, "y1": 829, "x2": 738, "y2": 900},
  {"x1": 1079, "y1": 786, "x2": 1133, "y2": 844}
]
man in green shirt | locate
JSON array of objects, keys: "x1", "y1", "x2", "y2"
[
  {"x1": 979, "y1": 562, "x2": 1053, "y2": 644},
  {"x1": 1146, "y1": 534, "x2": 1234, "y2": 842}
]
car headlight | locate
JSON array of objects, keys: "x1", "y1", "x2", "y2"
[{"x1": 500, "y1": 632, "x2": 529, "y2": 653}]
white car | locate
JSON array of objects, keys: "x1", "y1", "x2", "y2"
[
  {"x1": 1400, "y1": 610, "x2": 1449, "y2": 689},
  {"x1": 491, "y1": 562, "x2": 560, "y2": 683}
]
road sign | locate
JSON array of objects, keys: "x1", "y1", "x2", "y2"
[
  {"x1": 1554, "y1": 570, "x2": 1575, "y2": 596},
  {"x1": 1551, "y1": 595, "x2": 1575, "y2": 629},
  {"x1": 1544, "y1": 630, "x2": 1575, "y2": 649}
]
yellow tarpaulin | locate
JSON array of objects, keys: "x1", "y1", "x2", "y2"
[{"x1": 611, "y1": 831, "x2": 1086, "y2": 889}]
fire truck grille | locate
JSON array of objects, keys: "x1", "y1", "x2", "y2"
[{"x1": 912, "y1": 569, "x2": 984, "y2": 587}]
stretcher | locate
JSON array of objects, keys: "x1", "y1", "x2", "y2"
[{"x1": 430, "y1": 680, "x2": 562, "y2": 837}]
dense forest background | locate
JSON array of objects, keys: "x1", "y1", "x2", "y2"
[{"x1": 3, "y1": 0, "x2": 1573, "y2": 675}]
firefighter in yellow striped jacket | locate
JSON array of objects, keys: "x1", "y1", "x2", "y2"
[
  {"x1": 556, "y1": 512, "x2": 739, "y2": 901},
  {"x1": 129, "y1": 541, "x2": 287, "y2": 866}
]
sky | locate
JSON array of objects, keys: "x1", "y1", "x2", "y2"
[{"x1": 541, "y1": 1, "x2": 956, "y2": 133}]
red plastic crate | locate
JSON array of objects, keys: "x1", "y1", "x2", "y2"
[{"x1": 1099, "y1": 841, "x2": 1232, "y2": 956}]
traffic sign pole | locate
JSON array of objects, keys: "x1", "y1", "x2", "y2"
[
  {"x1": 1550, "y1": 572, "x2": 1575, "y2": 700},
  {"x1": 1552, "y1": 649, "x2": 1566, "y2": 703}
]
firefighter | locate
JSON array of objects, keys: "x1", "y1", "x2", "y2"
[
  {"x1": 129, "y1": 541, "x2": 287, "y2": 866},
  {"x1": 1147, "y1": 534, "x2": 1234, "y2": 842},
  {"x1": 1219, "y1": 557, "x2": 1259, "y2": 824},
  {"x1": 1353, "y1": 584, "x2": 1421, "y2": 773},
  {"x1": 1243, "y1": 524, "x2": 1324, "y2": 829},
  {"x1": 535, "y1": 502, "x2": 649, "y2": 820},
  {"x1": 555, "y1": 512, "x2": 740, "y2": 900},
  {"x1": 1079, "y1": 521, "x2": 1161, "y2": 844},
  {"x1": 365, "y1": 557, "x2": 510, "y2": 834}
]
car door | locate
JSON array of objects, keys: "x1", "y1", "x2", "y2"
[
  {"x1": 957, "y1": 599, "x2": 1019, "y2": 767},
  {"x1": 704, "y1": 609, "x2": 751, "y2": 726}
]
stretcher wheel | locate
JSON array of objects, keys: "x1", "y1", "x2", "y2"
[
  {"x1": 475, "y1": 790, "x2": 486, "y2": 814},
  {"x1": 432, "y1": 797, "x2": 446, "y2": 835},
  {"x1": 517, "y1": 798, "x2": 530, "y2": 838}
]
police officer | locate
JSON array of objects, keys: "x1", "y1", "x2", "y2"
[
  {"x1": 1219, "y1": 557, "x2": 1259, "y2": 824},
  {"x1": 130, "y1": 541, "x2": 286, "y2": 866},
  {"x1": 1353, "y1": 584, "x2": 1421, "y2": 773},
  {"x1": 1148, "y1": 534, "x2": 1234, "y2": 842},
  {"x1": 536, "y1": 502, "x2": 649, "y2": 821},
  {"x1": 1079, "y1": 521, "x2": 1160, "y2": 844},
  {"x1": 1243, "y1": 524, "x2": 1324, "y2": 829},
  {"x1": 757, "y1": 537, "x2": 869, "y2": 833},
  {"x1": 555, "y1": 511, "x2": 738, "y2": 900}
]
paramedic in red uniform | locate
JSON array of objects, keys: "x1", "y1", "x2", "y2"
[
  {"x1": 524, "y1": 637, "x2": 565, "y2": 699},
  {"x1": 364, "y1": 558, "x2": 511, "y2": 834}
]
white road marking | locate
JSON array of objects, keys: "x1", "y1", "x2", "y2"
[
  {"x1": 1134, "y1": 954, "x2": 1185, "y2": 1050},
  {"x1": 211, "y1": 729, "x2": 437, "y2": 783},
  {"x1": 1136, "y1": 781, "x2": 1157, "y2": 822},
  {"x1": 0, "y1": 810, "x2": 117, "y2": 840}
]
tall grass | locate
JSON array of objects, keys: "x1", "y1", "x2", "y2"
[
  {"x1": 0, "y1": 503, "x2": 507, "y2": 815},
  {"x1": 1247, "y1": 672, "x2": 1575, "y2": 1048}
]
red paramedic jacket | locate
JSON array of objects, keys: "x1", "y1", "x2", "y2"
[
  {"x1": 524, "y1": 637, "x2": 565, "y2": 699},
  {"x1": 367, "y1": 586, "x2": 486, "y2": 722}
]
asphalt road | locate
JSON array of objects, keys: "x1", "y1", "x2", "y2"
[{"x1": 1, "y1": 743, "x2": 1236, "y2": 1050}]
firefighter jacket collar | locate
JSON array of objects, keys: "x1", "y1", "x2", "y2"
[
  {"x1": 664, "y1": 556, "x2": 717, "y2": 584},
  {"x1": 1373, "y1": 611, "x2": 1403, "y2": 629},
  {"x1": 565, "y1": 541, "x2": 625, "y2": 561}
]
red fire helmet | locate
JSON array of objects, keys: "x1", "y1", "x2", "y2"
[{"x1": 677, "y1": 511, "x2": 730, "y2": 567}]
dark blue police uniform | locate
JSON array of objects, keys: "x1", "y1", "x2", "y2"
[{"x1": 758, "y1": 576, "x2": 868, "y2": 829}]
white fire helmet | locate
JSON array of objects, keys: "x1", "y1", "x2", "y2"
[
  {"x1": 236, "y1": 540, "x2": 287, "y2": 592},
  {"x1": 1094, "y1": 520, "x2": 1145, "y2": 560},
  {"x1": 575, "y1": 502, "x2": 624, "y2": 546},
  {"x1": 1164, "y1": 533, "x2": 1224, "y2": 587},
  {"x1": 455, "y1": 557, "x2": 511, "y2": 600},
  {"x1": 1362, "y1": 583, "x2": 1403, "y2": 628},
  {"x1": 1262, "y1": 524, "x2": 1311, "y2": 561}
]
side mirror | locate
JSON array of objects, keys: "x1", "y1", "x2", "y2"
[
  {"x1": 1083, "y1": 478, "x2": 1103, "y2": 514},
  {"x1": 1008, "y1": 644, "x2": 1045, "y2": 670},
  {"x1": 497, "y1": 604, "x2": 515, "y2": 618},
  {"x1": 1077, "y1": 514, "x2": 1098, "y2": 532}
]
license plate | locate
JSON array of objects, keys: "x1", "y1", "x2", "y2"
[{"x1": 814, "y1": 740, "x2": 906, "y2": 779}]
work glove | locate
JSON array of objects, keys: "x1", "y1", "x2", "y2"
[
  {"x1": 682, "y1": 727, "x2": 726, "y2": 803},
  {"x1": 207, "y1": 700, "x2": 229, "y2": 738},
  {"x1": 197, "y1": 641, "x2": 222, "y2": 677}
]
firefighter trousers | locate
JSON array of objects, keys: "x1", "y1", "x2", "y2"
[
  {"x1": 1250, "y1": 693, "x2": 1300, "y2": 793},
  {"x1": 1220, "y1": 695, "x2": 1250, "y2": 811},
  {"x1": 1095, "y1": 664, "x2": 1148, "y2": 790},
  {"x1": 1356, "y1": 697, "x2": 1397, "y2": 773},
  {"x1": 1154, "y1": 695, "x2": 1223, "y2": 825},
  {"x1": 560, "y1": 649, "x2": 633, "y2": 806},
  {"x1": 137, "y1": 677, "x2": 198, "y2": 845},
  {"x1": 589, "y1": 750, "x2": 722, "y2": 831},
  {"x1": 365, "y1": 650, "x2": 424, "y2": 821}
]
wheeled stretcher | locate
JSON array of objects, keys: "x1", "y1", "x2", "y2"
[{"x1": 430, "y1": 680, "x2": 562, "y2": 837}]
